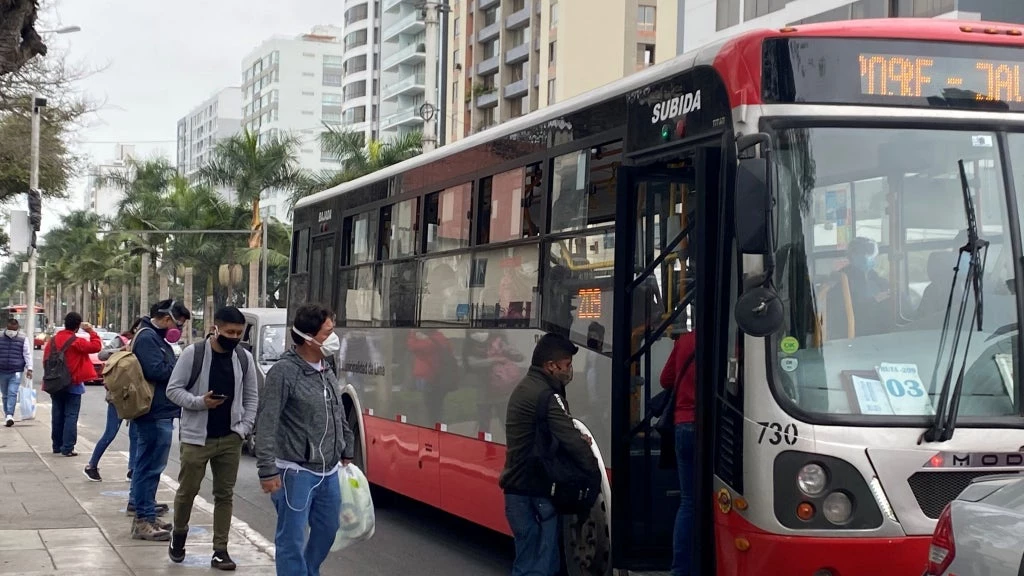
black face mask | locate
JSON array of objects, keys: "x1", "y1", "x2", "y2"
[{"x1": 217, "y1": 335, "x2": 241, "y2": 351}]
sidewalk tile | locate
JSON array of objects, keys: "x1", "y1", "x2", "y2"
[
  {"x1": 51, "y1": 546, "x2": 129, "y2": 571},
  {"x1": 0, "y1": 529, "x2": 44, "y2": 550},
  {"x1": 39, "y1": 527, "x2": 107, "y2": 548},
  {"x1": 0, "y1": 549, "x2": 51, "y2": 573}
]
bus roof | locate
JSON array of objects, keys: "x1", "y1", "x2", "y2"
[{"x1": 295, "y1": 17, "x2": 1024, "y2": 210}]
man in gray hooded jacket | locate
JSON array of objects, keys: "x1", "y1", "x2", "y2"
[{"x1": 255, "y1": 303, "x2": 354, "y2": 576}]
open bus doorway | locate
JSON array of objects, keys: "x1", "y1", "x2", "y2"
[{"x1": 609, "y1": 135, "x2": 727, "y2": 575}]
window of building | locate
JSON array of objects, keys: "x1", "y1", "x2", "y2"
[
  {"x1": 548, "y1": 41, "x2": 556, "y2": 64},
  {"x1": 322, "y1": 93, "x2": 343, "y2": 106},
  {"x1": 424, "y1": 183, "x2": 472, "y2": 253},
  {"x1": 637, "y1": 43, "x2": 656, "y2": 67},
  {"x1": 900, "y1": 0, "x2": 955, "y2": 17},
  {"x1": 344, "y1": 81, "x2": 367, "y2": 101},
  {"x1": 550, "y1": 1, "x2": 559, "y2": 25},
  {"x1": 320, "y1": 138, "x2": 341, "y2": 161},
  {"x1": 512, "y1": 0, "x2": 525, "y2": 11},
  {"x1": 509, "y1": 97, "x2": 524, "y2": 117},
  {"x1": 323, "y1": 72, "x2": 343, "y2": 86},
  {"x1": 344, "y1": 106, "x2": 367, "y2": 124},
  {"x1": 470, "y1": 244, "x2": 539, "y2": 328},
  {"x1": 547, "y1": 78, "x2": 556, "y2": 105},
  {"x1": 347, "y1": 211, "x2": 378, "y2": 265},
  {"x1": 324, "y1": 54, "x2": 344, "y2": 66},
  {"x1": 379, "y1": 198, "x2": 419, "y2": 260},
  {"x1": 322, "y1": 109, "x2": 342, "y2": 124},
  {"x1": 550, "y1": 142, "x2": 621, "y2": 232},
  {"x1": 420, "y1": 255, "x2": 471, "y2": 325},
  {"x1": 744, "y1": 0, "x2": 786, "y2": 20},
  {"x1": 717, "y1": 0, "x2": 740, "y2": 30},
  {"x1": 638, "y1": 5, "x2": 656, "y2": 30},
  {"x1": 453, "y1": 49, "x2": 461, "y2": 66},
  {"x1": 345, "y1": 29, "x2": 368, "y2": 49},
  {"x1": 345, "y1": 3, "x2": 369, "y2": 24},
  {"x1": 484, "y1": 6, "x2": 498, "y2": 26},
  {"x1": 454, "y1": 16, "x2": 460, "y2": 35},
  {"x1": 345, "y1": 54, "x2": 368, "y2": 75},
  {"x1": 509, "y1": 62, "x2": 525, "y2": 82},
  {"x1": 477, "y1": 168, "x2": 528, "y2": 244},
  {"x1": 483, "y1": 39, "x2": 498, "y2": 60}
]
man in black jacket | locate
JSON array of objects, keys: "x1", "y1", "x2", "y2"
[{"x1": 499, "y1": 333, "x2": 598, "y2": 576}]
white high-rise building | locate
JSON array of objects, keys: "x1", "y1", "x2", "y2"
[
  {"x1": 176, "y1": 87, "x2": 242, "y2": 193},
  {"x1": 241, "y1": 25, "x2": 350, "y2": 222},
  {"x1": 378, "y1": 0, "x2": 431, "y2": 140},
  {"x1": 342, "y1": 0, "x2": 381, "y2": 142},
  {"x1": 84, "y1": 144, "x2": 136, "y2": 220}
]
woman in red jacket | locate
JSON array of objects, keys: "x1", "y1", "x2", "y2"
[
  {"x1": 660, "y1": 329, "x2": 696, "y2": 576},
  {"x1": 44, "y1": 312, "x2": 102, "y2": 456}
]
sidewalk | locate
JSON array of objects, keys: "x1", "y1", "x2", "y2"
[{"x1": 0, "y1": 412, "x2": 277, "y2": 575}]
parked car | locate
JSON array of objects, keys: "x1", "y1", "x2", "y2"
[
  {"x1": 925, "y1": 474, "x2": 1024, "y2": 576},
  {"x1": 237, "y1": 307, "x2": 288, "y2": 455}
]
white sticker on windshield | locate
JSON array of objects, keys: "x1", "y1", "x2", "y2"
[
  {"x1": 876, "y1": 363, "x2": 935, "y2": 416},
  {"x1": 851, "y1": 375, "x2": 893, "y2": 415},
  {"x1": 972, "y1": 135, "x2": 994, "y2": 148},
  {"x1": 780, "y1": 357, "x2": 798, "y2": 372}
]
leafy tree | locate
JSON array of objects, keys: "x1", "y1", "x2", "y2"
[{"x1": 0, "y1": 103, "x2": 78, "y2": 203}]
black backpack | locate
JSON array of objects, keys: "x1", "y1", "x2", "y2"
[
  {"x1": 42, "y1": 335, "x2": 77, "y2": 395},
  {"x1": 186, "y1": 339, "x2": 250, "y2": 391},
  {"x1": 532, "y1": 387, "x2": 602, "y2": 516}
]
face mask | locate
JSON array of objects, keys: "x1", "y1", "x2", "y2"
[
  {"x1": 550, "y1": 363, "x2": 573, "y2": 384},
  {"x1": 292, "y1": 326, "x2": 341, "y2": 358},
  {"x1": 217, "y1": 334, "x2": 241, "y2": 351},
  {"x1": 470, "y1": 332, "x2": 489, "y2": 342},
  {"x1": 165, "y1": 328, "x2": 182, "y2": 343},
  {"x1": 4, "y1": 329, "x2": 18, "y2": 338}
]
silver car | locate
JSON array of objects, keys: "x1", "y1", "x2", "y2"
[{"x1": 925, "y1": 474, "x2": 1024, "y2": 576}]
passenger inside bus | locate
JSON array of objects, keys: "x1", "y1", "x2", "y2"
[{"x1": 824, "y1": 237, "x2": 892, "y2": 339}]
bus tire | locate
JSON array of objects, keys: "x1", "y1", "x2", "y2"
[{"x1": 563, "y1": 418, "x2": 612, "y2": 576}]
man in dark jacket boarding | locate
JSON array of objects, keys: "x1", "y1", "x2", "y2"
[{"x1": 499, "y1": 333, "x2": 600, "y2": 576}]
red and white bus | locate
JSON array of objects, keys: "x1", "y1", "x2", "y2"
[
  {"x1": 1, "y1": 305, "x2": 48, "y2": 348},
  {"x1": 291, "y1": 18, "x2": 1024, "y2": 575}
]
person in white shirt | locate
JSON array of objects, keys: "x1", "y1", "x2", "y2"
[{"x1": 0, "y1": 318, "x2": 33, "y2": 427}]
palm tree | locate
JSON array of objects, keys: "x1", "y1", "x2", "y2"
[
  {"x1": 200, "y1": 129, "x2": 304, "y2": 306},
  {"x1": 291, "y1": 127, "x2": 422, "y2": 208}
]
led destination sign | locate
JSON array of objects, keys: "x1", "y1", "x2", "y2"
[{"x1": 860, "y1": 52, "x2": 1024, "y2": 102}]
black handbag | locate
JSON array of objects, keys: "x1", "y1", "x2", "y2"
[{"x1": 532, "y1": 388, "x2": 602, "y2": 515}]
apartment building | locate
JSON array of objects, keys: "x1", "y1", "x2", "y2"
[
  {"x1": 378, "y1": 0, "x2": 432, "y2": 140},
  {"x1": 241, "y1": 25, "x2": 353, "y2": 222},
  {"x1": 684, "y1": 0, "x2": 1024, "y2": 52},
  {"x1": 343, "y1": 0, "x2": 381, "y2": 141},
  {"x1": 175, "y1": 87, "x2": 242, "y2": 189},
  {"x1": 444, "y1": 0, "x2": 679, "y2": 143},
  {"x1": 84, "y1": 144, "x2": 136, "y2": 220}
]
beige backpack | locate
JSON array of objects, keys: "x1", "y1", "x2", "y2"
[{"x1": 102, "y1": 328, "x2": 155, "y2": 420}]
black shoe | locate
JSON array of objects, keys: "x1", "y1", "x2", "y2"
[
  {"x1": 62, "y1": 451, "x2": 78, "y2": 457},
  {"x1": 126, "y1": 469, "x2": 132, "y2": 480},
  {"x1": 83, "y1": 466, "x2": 102, "y2": 482},
  {"x1": 211, "y1": 550, "x2": 236, "y2": 571},
  {"x1": 168, "y1": 531, "x2": 187, "y2": 563}
]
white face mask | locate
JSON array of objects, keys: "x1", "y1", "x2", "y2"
[
  {"x1": 4, "y1": 330, "x2": 18, "y2": 339},
  {"x1": 292, "y1": 326, "x2": 341, "y2": 359}
]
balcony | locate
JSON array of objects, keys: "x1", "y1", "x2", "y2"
[
  {"x1": 477, "y1": 20, "x2": 500, "y2": 43},
  {"x1": 475, "y1": 90, "x2": 498, "y2": 108},
  {"x1": 381, "y1": 72, "x2": 425, "y2": 100},
  {"x1": 478, "y1": 0, "x2": 499, "y2": 10},
  {"x1": 476, "y1": 53, "x2": 499, "y2": 75},
  {"x1": 383, "y1": 0, "x2": 403, "y2": 12},
  {"x1": 383, "y1": 11, "x2": 424, "y2": 42},
  {"x1": 383, "y1": 42, "x2": 426, "y2": 71},
  {"x1": 504, "y1": 78, "x2": 528, "y2": 98},
  {"x1": 381, "y1": 108, "x2": 424, "y2": 130},
  {"x1": 505, "y1": 42, "x2": 529, "y2": 65},
  {"x1": 506, "y1": 4, "x2": 530, "y2": 29}
]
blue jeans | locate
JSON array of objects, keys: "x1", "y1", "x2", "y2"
[
  {"x1": 128, "y1": 421, "x2": 140, "y2": 506},
  {"x1": 505, "y1": 494, "x2": 560, "y2": 576},
  {"x1": 270, "y1": 467, "x2": 341, "y2": 576},
  {"x1": 89, "y1": 403, "x2": 136, "y2": 470},
  {"x1": 0, "y1": 371, "x2": 19, "y2": 417},
  {"x1": 50, "y1": 390, "x2": 82, "y2": 454},
  {"x1": 130, "y1": 418, "x2": 173, "y2": 521},
  {"x1": 672, "y1": 423, "x2": 696, "y2": 576}
]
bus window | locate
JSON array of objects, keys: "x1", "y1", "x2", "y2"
[
  {"x1": 338, "y1": 265, "x2": 378, "y2": 326},
  {"x1": 380, "y1": 198, "x2": 418, "y2": 260},
  {"x1": 477, "y1": 167, "x2": 529, "y2": 244},
  {"x1": 470, "y1": 244, "x2": 539, "y2": 328},
  {"x1": 543, "y1": 231, "x2": 615, "y2": 352},
  {"x1": 376, "y1": 261, "x2": 418, "y2": 327},
  {"x1": 424, "y1": 183, "x2": 471, "y2": 253},
  {"x1": 550, "y1": 142, "x2": 621, "y2": 233},
  {"x1": 291, "y1": 228, "x2": 310, "y2": 273},
  {"x1": 523, "y1": 162, "x2": 544, "y2": 237},
  {"x1": 347, "y1": 211, "x2": 377, "y2": 265},
  {"x1": 420, "y1": 255, "x2": 471, "y2": 326}
]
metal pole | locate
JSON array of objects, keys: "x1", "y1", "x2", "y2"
[
  {"x1": 260, "y1": 221, "x2": 269, "y2": 307},
  {"x1": 24, "y1": 95, "x2": 42, "y2": 347},
  {"x1": 422, "y1": 1, "x2": 440, "y2": 152}
]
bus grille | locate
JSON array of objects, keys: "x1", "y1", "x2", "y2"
[{"x1": 908, "y1": 471, "x2": 998, "y2": 518}]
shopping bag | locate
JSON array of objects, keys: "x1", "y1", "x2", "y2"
[
  {"x1": 331, "y1": 463, "x2": 375, "y2": 551},
  {"x1": 19, "y1": 380, "x2": 36, "y2": 421}
]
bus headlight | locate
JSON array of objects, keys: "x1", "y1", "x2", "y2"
[
  {"x1": 797, "y1": 463, "x2": 828, "y2": 496},
  {"x1": 823, "y1": 491, "x2": 853, "y2": 525}
]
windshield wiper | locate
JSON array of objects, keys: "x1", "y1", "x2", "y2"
[{"x1": 920, "y1": 160, "x2": 989, "y2": 444}]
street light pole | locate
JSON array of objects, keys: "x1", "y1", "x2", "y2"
[
  {"x1": 24, "y1": 95, "x2": 43, "y2": 344},
  {"x1": 260, "y1": 221, "x2": 269, "y2": 307}
]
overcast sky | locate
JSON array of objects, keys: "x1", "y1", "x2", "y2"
[{"x1": 34, "y1": 0, "x2": 343, "y2": 232}]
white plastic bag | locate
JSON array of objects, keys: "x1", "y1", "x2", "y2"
[
  {"x1": 19, "y1": 380, "x2": 36, "y2": 421},
  {"x1": 331, "y1": 463, "x2": 375, "y2": 551}
]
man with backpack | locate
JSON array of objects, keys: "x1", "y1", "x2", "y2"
[
  {"x1": 127, "y1": 299, "x2": 191, "y2": 541},
  {"x1": 165, "y1": 306, "x2": 258, "y2": 570},
  {"x1": 0, "y1": 318, "x2": 32, "y2": 427},
  {"x1": 43, "y1": 312, "x2": 102, "y2": 456},
  {"x1": 499, "y1": 333, "x2": 600, "y2": 576}
]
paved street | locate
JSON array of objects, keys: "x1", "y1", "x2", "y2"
[{"x1": 3, "y1": 351, "x2": 513, "y2": 575}]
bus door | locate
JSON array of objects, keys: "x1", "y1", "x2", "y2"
[{"x1": 309, "y1": 234, "x2": 337, "y2": 308}]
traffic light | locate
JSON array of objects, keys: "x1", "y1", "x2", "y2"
[{"x1": 27, "y1": 188, "x2": 41, "y2": 232}]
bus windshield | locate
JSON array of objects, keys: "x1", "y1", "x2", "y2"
[{"x1": 772, "y1": 126, "x2": 1022, "y2": 421}]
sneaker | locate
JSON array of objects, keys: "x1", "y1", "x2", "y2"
[
  {"x1": 62, "y1": 451, "x2": 78, "y2": 457},
  {"x1": 131, "y1": 520, "x2": 170, "y2": 541},
  {"x1": 211, "y1": 550, "x2": 237, "y2": 571},
  {"x1": 83, "y1": 466, "x2": 102, "y2": 482},
  {"x1": 126, "y1": 503, "x2": 169, "y2": 516},
  {"x1": 168, "y1": 531, "x2": 187, "y2": 563},
  {"x1": 155, "y1": 519, "x2": 172, "y2": 531},
  {"x1": 4, "y1": 415, "x2": 12, "y2": 427}
]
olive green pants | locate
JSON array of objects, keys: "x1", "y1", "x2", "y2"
[{"x1": 172, "y1": 433, "x2": 242, "y2": 550}]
